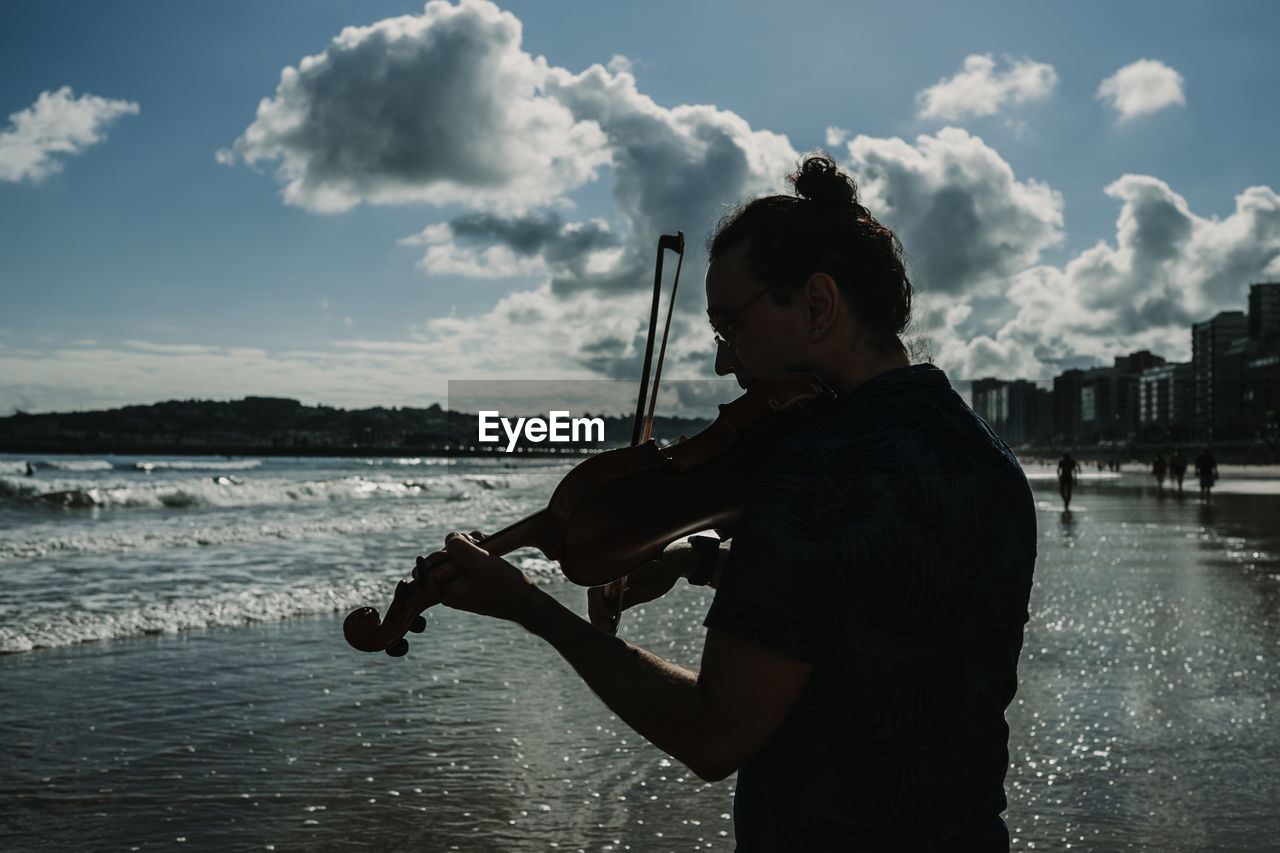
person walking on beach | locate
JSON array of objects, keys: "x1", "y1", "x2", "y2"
[
  {"x1": 1195, "y1": 447, "x2": 1218, "y2": 501},
  {"x1": 1170, "y1": 449, "x2": 1188, "y2": 493},
  {"x1": 414, "y1": 155, "x2": 1037, "y2": 851},
  {"x1": 1152, "y1": 453, "x2": 1167, "y2": 493},
  {"x1": 1058, "y1": 452, "x2": 1080, "y2": 510}
]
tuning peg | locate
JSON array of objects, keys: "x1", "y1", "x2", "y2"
[
  {"x1": 386, "y1": 638, "x2": 410, "y2": 657},
  {"x1": 409, "y1": 615, "x2": 427, "y2": 633}
]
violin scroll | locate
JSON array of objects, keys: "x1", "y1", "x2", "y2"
[{"x1": 342, "y1": 576, "x2": 440, "y2": 656}]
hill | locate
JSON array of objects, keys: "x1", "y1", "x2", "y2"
[{"x1": 0, "y1": 397, "x2": 712, "y2": 456}]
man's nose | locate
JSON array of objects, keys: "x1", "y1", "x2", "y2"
[{"x1": 714, "y1": 340, "x2": 737, "y2": 376}]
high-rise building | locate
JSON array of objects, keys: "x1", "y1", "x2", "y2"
[
  {"x1": 1139, "y1": 362, "x2": 1193, "y2": 436},
  {"x1": 1053, "y1": 369, "x2": 1083, "y2": 439},
  {"x1": 1116, "y1": 350, "x2": 1166, "y2": 373},
  {"x1": 971, "y1": 378, "x2": 1007, "y2": 436},
  {"x1": 1006, "y1": 380, "x2": 1052, "y2": 444},
  {"x1": 970, "y1": 378, "x2": 1051, "y2": 444},
  {"x1": 1192, "y1": 311, "x2": 1248, "y2": 438},
  {"x1": 1249, "y1": 282, "x2": 1280, "y2": 340}
]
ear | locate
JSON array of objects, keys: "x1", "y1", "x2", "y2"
[{"x1": 802, "y1": 272, "x2": 841, "y2": 338}]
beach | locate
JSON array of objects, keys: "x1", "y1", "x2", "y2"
[{"x1": 2, "y1": 454, "x2": 1278, "y2": 851}]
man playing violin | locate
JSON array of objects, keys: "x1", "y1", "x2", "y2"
[{"x1": 416, "y1": 154, "x2": 1037, "y2": 851}]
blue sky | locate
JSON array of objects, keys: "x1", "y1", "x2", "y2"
[{"x1": 2, "y1": 0, "x2": 1278, "y2": 415}]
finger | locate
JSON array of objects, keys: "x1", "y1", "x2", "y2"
[
  {"x1": 469, "y1": 530, "x2": 486, "y2": 541},
  {"x1": 444, "y1": 530, "x2": 490, "y2": 567},
  {"x1": 412, "y1": 550, "x2": 451, "y2": 580},
  {"x1": 415, "y1": 557, "x2": 464, "y2": 608}
]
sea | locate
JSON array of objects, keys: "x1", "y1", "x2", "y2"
[{"x1": 1, "y1": 453, "x2": 1277, "y2": 851}]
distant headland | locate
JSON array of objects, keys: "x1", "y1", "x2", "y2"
[{"x1": 0, "y1": 396, "x2": 712, "y2": 457}]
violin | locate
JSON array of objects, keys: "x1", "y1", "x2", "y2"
[{"x1": 342, "y1": 371, "x2": 833, "y2": 657}]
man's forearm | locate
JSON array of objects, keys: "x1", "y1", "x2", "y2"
[{"x1": 517, "y1": 586, "x2": 725, "y2": 779}]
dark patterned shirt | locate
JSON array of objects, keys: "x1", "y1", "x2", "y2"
[{"x1": 705, "y1": 364, "x2": 1036, "y2": 852}]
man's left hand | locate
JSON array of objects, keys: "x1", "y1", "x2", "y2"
[{"x1": 414, "y1": 531, "x2": 543, "y2": 626}]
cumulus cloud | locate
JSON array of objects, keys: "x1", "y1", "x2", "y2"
[
  {"x1": 915, "y1": 54, "x2": 1057, "y2": 122},
  {"x1": 1096, "y1": 59, "x2": 1186, "y2": 122},
  {"x1": 217, "y1": 0, "x2": 610, "y2": 212},
  {"x1": 415, "y1": 61, "x2": 798, "y2": 378},
  {"x1": 220, "y1": 0, "x2": 798, "y2": 379},
  {"x1": 839, "y1": 127, "x2": 1065, "y2": 296},
  {"x1": 213, "y1": 1, "x2": 1278, "y2": 395},
  {"x1": 0, "y1": 87, "x2": 139, "y2": 183},
  {"x1": 936, "y1": 177, "x2": 1280, "y2": 379},
  {"x1": 399, "y1": 212, "x2": 620, "y2": 278},
  {"x1": 540, "y1": 64, "x2": 795, "y2": 297}
]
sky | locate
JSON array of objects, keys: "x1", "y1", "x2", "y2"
[{"x1": 2, "y1": 0, "x2": 1279, "y2": 416}]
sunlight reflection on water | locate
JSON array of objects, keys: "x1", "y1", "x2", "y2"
[{"x1": 1, "y1": 472, "x2": 1277, "y2": 851}]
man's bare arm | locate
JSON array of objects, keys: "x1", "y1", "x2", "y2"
[
  {"x1": 524, "y1": 589, "x2": 812, "y2": 780},
  {"x1": 427, "y1": 533, "x2": 812, "y2": 781}
]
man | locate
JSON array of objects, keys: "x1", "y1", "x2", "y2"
[
  {"x1": 1057, "y1": 452, "x2": 1080, "y2": 510},
  {"x1": 1170, "y1": 448, "x2": 1188, "y2": 493},
  {"x1": 1195, "y1": 447, "x2": 1218, "y2": 501},
  {"x1": 415, "y1": 155, "x2": 1037, "y2": 850}
]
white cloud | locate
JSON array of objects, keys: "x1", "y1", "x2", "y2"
[
  {"x1": 840, "y1": 127, "x2": 1065, "y2": 296},
  {"x1": 399, "y1": 212, "x2": 620, "y2": 279},
  {"x1": 216, "y1": 0, "x2": 800, "y2": 381},
  {"x1": 605, "y1": 54, "x2": 634, "y2": 75},
  {"x1": 0, "y1": 87, "x2": 139, "y2": 183},
  {"x1": 540, "y1": 63, "x2": 797, "y2": 298},
  {"x1": 392, "y1": 62, "x2": 799, "y2": 379},
  {"x1": 1096, "y1": 59, "x2": 1186, "y2": 122},
  {"x1": 217, "y1": 0, "x2": 610, "y2": 212},
  {"x1": 209, "y1": 2, "x2": 1278, "y2": 397},
  {"x1": 936, "y1": 177, "x2": 1280, "y2": 379},
  {"x1": 916, "y1": 54, "x2": 1057, "y2": 122}
]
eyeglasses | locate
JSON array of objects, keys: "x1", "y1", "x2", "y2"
[{"x1": 708, "y1": 288, "x2": 770, "y2": 348}]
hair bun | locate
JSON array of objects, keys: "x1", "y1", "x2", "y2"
[{"x1": 791, "y1": 154, "x2": 856, "y2": 208}]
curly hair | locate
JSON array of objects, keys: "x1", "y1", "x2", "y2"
[{"x1": 708, "y1": 154, "x2": 912, "y2": 354}]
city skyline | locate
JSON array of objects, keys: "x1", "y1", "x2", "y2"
[{"x1": 3, "y1": 0, "x2": 1280, "y2": 415}]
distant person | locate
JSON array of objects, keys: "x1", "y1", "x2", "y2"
[
  {"x1": 1170, "y1": 449, "x2": 1188, "y2": 493},
  {"x1": 1058, "y1": 452, "x2": 1080, "y2": 510},
  {"x1": 25, "y1": 461, "x2": 35, "y2": 477},
  {"x1": 1195, "y1": 448, "x2": 1219, "y2": 501},
  {"x1": 1152, "y1": 453, "x2": 1167, "y2": 492}
]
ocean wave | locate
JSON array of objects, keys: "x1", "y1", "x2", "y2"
[
  {"x1": 0, "y1": 476, "x2": 536, "y2": 563},
  {"x1": 13, "y1": 459, "x2": 115, "y2": 473},
  {"x1": 0, "y1": 472, "x2": 517, "y2": 512},
  {"x1": 0, "y1": 556, "x2": 566, "y2": 653},
  {"x1": 122, "y1": 458, "x2": 264, "y2": 472},
  {"x1": 0, "y1": 584, "x2": 361, "y2": 653},
  {"x1": 362, "y1": 457, "x2": 452, "y2": 467},
  {"x1": 2, "y1": 457, "x2": 264, "y2": 476},
  {"x1": 0, "y1": 506, "x2": 427, "y2": 563}
]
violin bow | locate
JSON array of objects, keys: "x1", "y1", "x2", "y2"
[
  {"x1": 610, "y1": 231, "x2": 685, "y2": 632},
  {"x1": 631, "y1": 232, "x2": 685, "y2": 446}
]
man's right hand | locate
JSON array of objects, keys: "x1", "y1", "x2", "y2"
[{"x1": 587, "y1": 539, "x2": 702, "y2": 631}]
